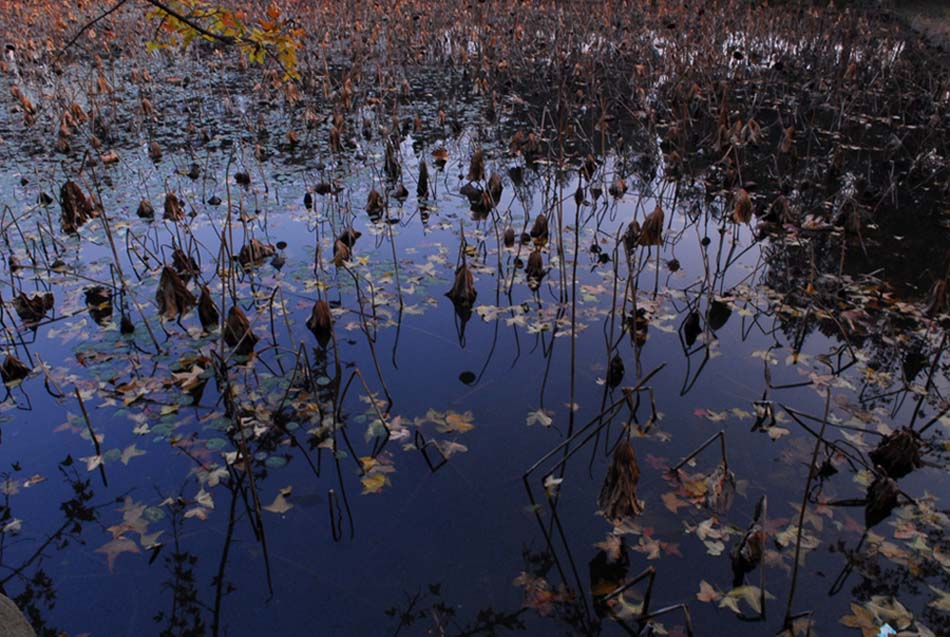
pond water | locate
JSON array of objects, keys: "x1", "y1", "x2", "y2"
[{"x1": 0, "y1": 11, "x2": 948, "y2": 637}]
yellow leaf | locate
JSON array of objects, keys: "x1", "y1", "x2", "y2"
[{"x1": 361, "y1": 472, "x2": 389, "y2": 494}]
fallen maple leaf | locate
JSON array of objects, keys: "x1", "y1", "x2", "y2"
[
  {"x1": 696, "y1": 580, "x2": 721, "y2": 603},
  {"x1": 96, "y1": 536, "x2": 140, "y2": 573},
  {"x1": 263, "y1": 486, "x2": 293, "y2": 514}
]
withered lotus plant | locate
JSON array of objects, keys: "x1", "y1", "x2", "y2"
[
  {"x1": 608, "y1": 178, "x2": 627, "y2": 199},
  {"x1": 1, "y1": 354, "x2": 31, "y2": 385},
  {"x1": 156, "y1": 266, "x2": 195, "y2": 320},
  {"x1": 148, "y1": 141, "x2": 162, "y2": 162},
  {"x1": 598, "y1": 439, "x2": 645, "y2": 521},
  {"x1": 366, "y1": 188, "x2": 385, "y2": 219},
  {"x1": 529, "y1": 214, "x2": 549, "y2": 244},
  {"x1": 869, "y1": 427, "x2": 922, "y2": 479},
  {"x1": 638, "y1": 205, "x2": 664, "y2": 246},
  {"x1": 224, "y1": 306, "x2": 258, "y2": 356},
  {"x1": 384, "y1": 140, "x2": 400, "y2": 182},
  {"x1": 172, "y1": 248, "x2": 199, "y2": 280},
  {"x1": 306, "y1": 299, "x2": 333, "y2": 348},
  {"x1": 865, "y1": 472, "x2": 901, "y2": 528},
  {"x1": 459, "y1": 182, "x2": 483, "y2": 206},
  {"x1": 338, "y1": 228, "x2": 361, "y2": 248},
  {"x1": 198, "y1": 286, "x2": 219, "y2": 331},
  {"x1": 163, "y1": 192, "x2": 185, "y2": 221},
  {"x1": 238, "y1": 239, "x2": 276, "y2": 269},
  {"x1": 137, "y1": 199, "x2": 155, "y2": 220},
  {"x1": 468, "y1": 149, "x2": 485, "y2": 182},
  {"x1": 333, "y1": 239, "x2": 351, "y2": 266},
  {"x1": 84, "y1": 286, "x2": 113, "y2": 325},
  {"x1": 927, "y1": 271, "x2": 948, "y2": 316},
  {"x1": 622, "y1": 220, "x2": 641, "y2": 257},
  {"x1": 13, "y1": 292, "x2": 54, "y2": 328},
  {"x1": 526, "y1": 249, "x2": 545, "y2": 291},
  {"x1": 606, "y1": 354, "x2": 624, "y2": 389},
  {"x1": 487, "y1": 172, "x2": 503, "y2": 206},
  {"x1": 60, "y1": 180, "x2": 97, "y2": 234},
  {"x1": 732, "y1": 188, "x2": 752, "y2": 224},
  {"x1": 417, "y1": 160, "x2": 429, "y2": 199},
  {"x1": 445, "y1": 263, "x2": 477, "y2": 308},
  {"x1": 731, "y1": 496, "x2": 766, "y2": 587}
]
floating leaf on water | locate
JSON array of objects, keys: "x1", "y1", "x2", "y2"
[
  {"x1": 96, "y1": 536, "x2": 140, "y2": 573},
  {"x1": 204, "y1": 438, "x2": 228, "y2": 452},
  {"x1": 696, "y1": 580, "x2": 723, "y2": 603},
  {"x1": 263, "y1": 486, "x2": 293, "y2": 514},
  {"x1": 265, "y1": 456, "x2": 288, "y2": 469},
  {"x1": 526, "y1": 408, "x2": 553, "y2": 427}
]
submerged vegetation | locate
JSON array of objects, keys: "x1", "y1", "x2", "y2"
[{"x1": 0, "y1": 0, "x2": 947, "y2": 635}]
